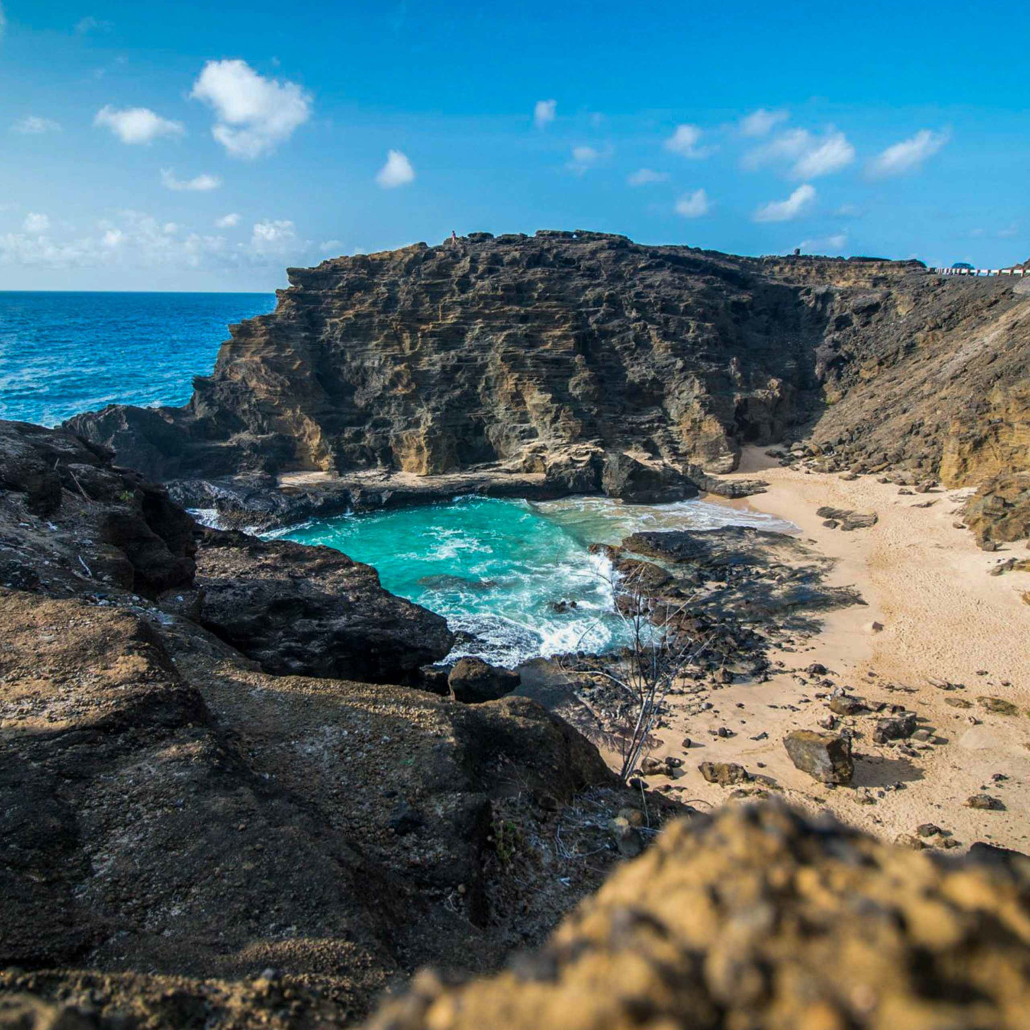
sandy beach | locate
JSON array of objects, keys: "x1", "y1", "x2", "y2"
[{"x1": 641, "y1": 447, "x2": 1030, "y2": 852}]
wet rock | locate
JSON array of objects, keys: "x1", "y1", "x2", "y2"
[
  {"x1": 448, "y1": 657, "x2": 521, "y2": 704},
  {"x1": 783, "y1": 730, "x2": 854, "y2": 784},
  {"x1": 174, "y1": 533, "x2": 454, "y2": 684}
]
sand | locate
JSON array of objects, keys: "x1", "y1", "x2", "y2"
[{"x1": 641, "y1": 447, "x2": 1030, "y2": 854}]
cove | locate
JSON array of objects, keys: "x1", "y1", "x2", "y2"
[{"x1": 282, "y1": 495, "x2": 795, "y2": 667}]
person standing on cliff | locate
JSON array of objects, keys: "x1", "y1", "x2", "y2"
[{"x1": 451, "y1": 230, "x2": 457, "y2": 244}]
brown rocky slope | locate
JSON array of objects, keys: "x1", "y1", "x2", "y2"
[
  {"x1": 1, "y1": 419, "x2": 666, "y2": 1024},
  {"x1": 66, "y1": 232, "x2": 1029, "y2": 540}
]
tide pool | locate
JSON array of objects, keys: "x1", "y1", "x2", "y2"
[{"x1": 283, "y1": 494, "x2": 796, "y2": 666}]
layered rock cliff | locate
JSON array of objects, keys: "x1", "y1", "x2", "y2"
[{"x1": 65, "y1": 231, "x2": 1030, "y2": 537}]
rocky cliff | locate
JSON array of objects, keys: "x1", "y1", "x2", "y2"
[
  {"x1": 65, "y1": 231, "x2": 1030, "y2": 538},
  {"x1": 0, "y1": 419, "x2": 671, "y2": 1024}
]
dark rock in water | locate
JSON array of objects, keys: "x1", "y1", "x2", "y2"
[
  {"x1": 161, "y1": 529, "x2": 454, "y2": 684},
  {"x1": 601, "y1": 452, "x2": 699, "y2": 504},
  {"x1": 698, "y1": 761, "x2": 750, "y2": 786},
  {"x1": 417, "y1": 573, "x2": 498, "y2": 592},
  {"x1": 783, "y1": 730, "x2": 853, "y2": 784},
  {"x1": 872, "y1": 711, "x2": 918, "y2": 743},
  {"x1": 448, "y1": 656, "x2": 521, "y2": 703}
]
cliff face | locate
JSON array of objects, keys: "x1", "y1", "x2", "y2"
[
  {"x1": 57, "y1": 235, "x2": 919, "y2": 480},
  {"x1": 64, "y1": 231, "x2": 1030, "y2": 534}
]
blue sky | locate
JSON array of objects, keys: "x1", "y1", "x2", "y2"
[{"x1": 1, "y1": 1, "x2": 1027, "y2": 290}]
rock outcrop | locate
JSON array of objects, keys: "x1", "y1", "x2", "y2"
[
  {"x1": 0, "y1": 419, "x2": 677, "y2": 1025},
  {"x1": 364, "y1": 803, "x2": 1030, "y2": 1030},
  {"x1": 64, "y1": 234, "x2": 1029, "y2": 540},
  {"x1": 165, "y1": 528, "x2": 455, "y2": 684}
]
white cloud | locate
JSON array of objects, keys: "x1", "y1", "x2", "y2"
[
  {"x1": 868, "y1": 129, "x2": 949, "y2": 178},
  {"x1": 566, "y1": 144, "x2": 613, "y2": 175},
  {"x1": 998, "y1": 224, "x2": 1019, "y2": 239},
  {"x1": 191, "y1": 59, "x2": 312, "y2": 159},
  {"x1": 799, "y1": 232, "x2": 848, "y2": 254},
  {"x1": 664, "y1": 124, "x2": 710, "y2": 159},
  {"x1": 627, "y1": 168, "x2": 668, "y2": 187},
  {"x1": 375, "y1": 149, "x2": 415, "y2": 188},
  {"x1": 23, "y1": 212, "x2": 50, "y2": 234},
  {"x1": 743, "y1": 127, "x2": 853, "y2": 178},
  {"x1": 251, "y1": 219, "x2": 299, "y2": 254},
  {"x1": 753, "y1": 183, "x2": 816, "y2": 223},
  {"x1": 791, "y1": 130, "x2": 855, "y2": 178},
  {"x1": 674, "y1": 189, "x2": 710, "y2": 218},
  {"x1": 12, "y1": 116, "x2": 62, "y2": 135},
  {"x1": 533, "y1": 99, "x2": 556, "y2": 129},
  {"x1": 320, "y1": 239, "x2": 343, "y2": 253},
  {"x1": 834, "y1": 203, "x2": 860, "y2": 217},
  {"x1": 740, "y1": 108, "x2": 788, "y2": 137},
  {"x1": 0, "y1": 208, "x2": 307, "y2": 272},
  {"x1": 160, "y1": 168, "x2": 222, "y2": 191},
  {"x1": 215, "y1": 212, "x2": 241, "y2": 228},
  {"x1": 76, "y1": 16, "x2": 112, "y2": 33},
  {"x1": 94, "y1": 105, "x2": 184, "y2": 144},
  {"x1": 0, "y1": 4, "x2": 6, "y2": 41}
]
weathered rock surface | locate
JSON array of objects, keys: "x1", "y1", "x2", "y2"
[
  {"x1": 783, "y1": 729, "x2": 854, "y2": 783},
  {"x1": 0, "y1": 420, "x2": 195, "y2": 597},
  {"x1": 600, "y1": 451, "x2": 698, "y2": 503},
  {"x1": 1, "y1": 419, "x2": 680, "y2": 1025},
  {"x1": 163, "y1": 528, "x2": 454, "y2": 684},
  {"x1": 447, "y1": 656, "x2": 521, "y2": 703},
  {"x1": 363, "y1": 803, "x2": 1030, "y2": 1030}
]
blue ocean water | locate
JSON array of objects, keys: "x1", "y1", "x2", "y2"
[
  {"x1": 0, "y1": 291, "x2": 275, "y2": 426},
  {"x1": 283, "y1": 494, "x2": 795, "y2": 666}
]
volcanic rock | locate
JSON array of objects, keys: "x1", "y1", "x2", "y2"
[
  {"x1": 362, "y1": 804, "x2": 1030, "y2": 1030},
  {"x1": 162, "y1": 529, "x2": 455, "y2": 684},
  {"x1": 448, "y1": 657, "x2": 521, "y2": 704},
  {"x1": 783, "y1": 730, "x2": 854, "y2": 784}
]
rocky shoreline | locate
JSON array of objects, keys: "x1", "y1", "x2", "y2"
[{"x1": 3, "y1": 233, "x2": 1030, "y2": 1027}]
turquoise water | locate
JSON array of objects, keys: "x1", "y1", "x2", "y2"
[
  {"x1": 0, "y1": 291, "x2": 275, "y2": 426},
  {"x1": 284, "y1": 494, "x2": 795, "y2": 666}
]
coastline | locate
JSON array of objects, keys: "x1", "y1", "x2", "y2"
[{"x1": 673, "y1": 446, "x2": 1030, "y2": 853}]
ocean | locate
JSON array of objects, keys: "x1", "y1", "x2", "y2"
[{"x1": 0, "y1": 291, "x2": 276, "y2": 427}]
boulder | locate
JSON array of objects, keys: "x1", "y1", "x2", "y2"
[
  {"x1": 698, "y1": 761, "x2": 750, "y2": 786},
  {"x1": 872, "y1": 711, "x2": 918, "y2": 743},
  {"x1": 448, "y1": 657, "x2": 520, "y2": 704},
  {"x1": 783, "y1": 730, "x2": 854, "y2": 784},
  {"x1": 601, "y1": 452, "x2": 699, "y2": 504}
]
